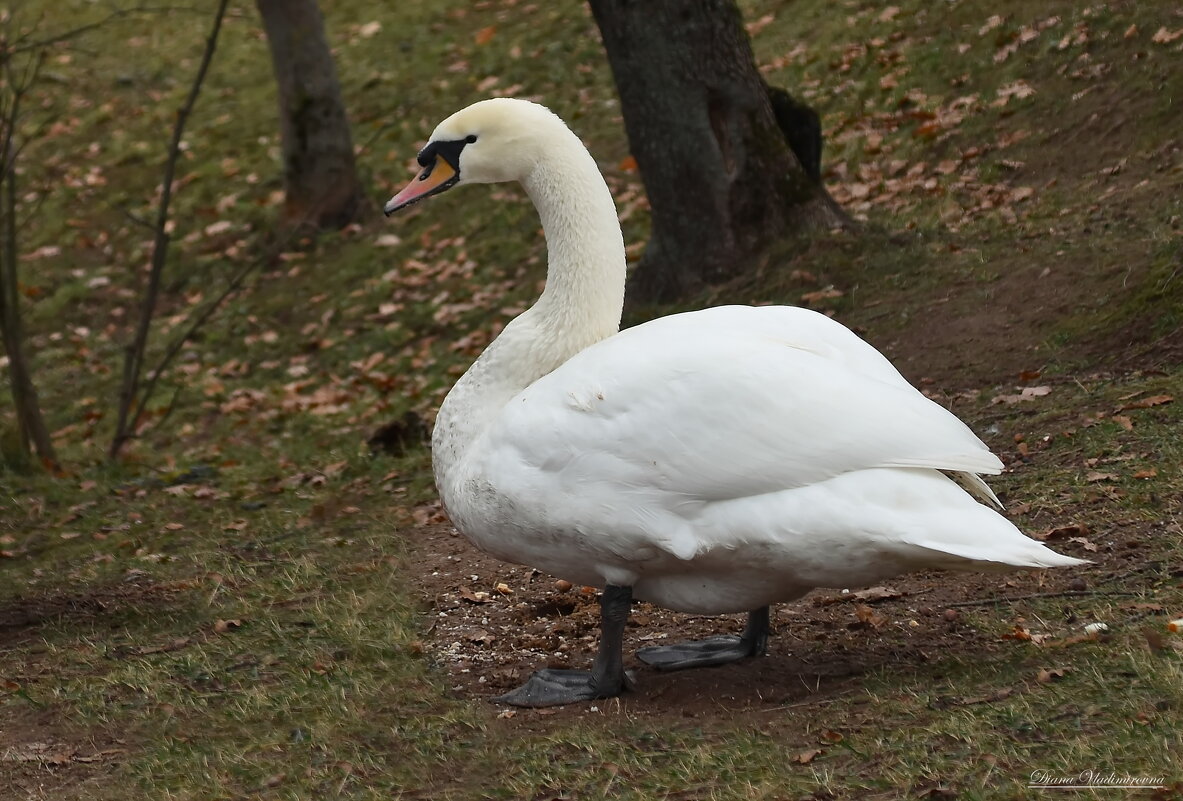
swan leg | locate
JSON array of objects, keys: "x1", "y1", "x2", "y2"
[
  {"x1": 636, "y1": 606, "x2": 770, "y2": 671},
  {"x1": 492, "y1": 584, "x2": 634, "y2": 707}
]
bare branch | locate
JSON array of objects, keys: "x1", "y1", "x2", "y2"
[
  {"x1": 109, "y1": 0, "x2": 231, "y2": 460},
  {"x1": 10, "y1": 5, "x2": 213, "y2": 54}
]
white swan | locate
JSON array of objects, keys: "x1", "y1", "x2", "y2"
[{"x1": 383, "y1": 98, "x2": 1085, "y2": 707}]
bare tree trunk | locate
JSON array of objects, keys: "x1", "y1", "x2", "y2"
[
  {"x1": 256, "y1": 0, "x2": 368, "y2": 230},
  {"x1": 0, "y1": 49, "x2": 58, "y2": 471},
  {"x1": 589, "y1": 0, "x2": 847, "y2": 305}
]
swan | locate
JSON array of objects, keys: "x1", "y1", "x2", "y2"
[{"x1": 382, "y1": 98, "x2": 1086, "y2": 707}]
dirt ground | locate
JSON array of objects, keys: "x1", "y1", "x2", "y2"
[{"x1": 412, "y1": 506, "x2": 1153, "y2": 720}]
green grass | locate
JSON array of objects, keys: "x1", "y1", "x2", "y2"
[{"x1": 3, "y1": 0, "x2": 1183, "y2": 798}]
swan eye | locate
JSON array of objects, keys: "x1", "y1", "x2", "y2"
[{"x1": 466, "y1": 134, "x2": 478, "y2": 144}]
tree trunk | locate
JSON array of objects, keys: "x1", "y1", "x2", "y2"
[
  {"x1": 589, "y1": 0, "x2": 847, "y2": 304},
  {"x1": 256, "y1": 0, "x2": 368, "y2": 230},
  {"x1": 0, "y1": 148, "x2": 58, "y2": 471}
]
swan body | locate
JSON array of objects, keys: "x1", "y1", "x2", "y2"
[{"x1": 384, "y1": 98, "x2": 1084, "y2": 705}]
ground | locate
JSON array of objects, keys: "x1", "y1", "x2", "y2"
[{"x1": 2, "y1": 0, "x2": 1182, "y2": 798}]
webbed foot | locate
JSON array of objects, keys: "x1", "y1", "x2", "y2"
[
  {"x1": 492, "y1": 667, "x2": 632, "y2": 707},
  {"x1": 492, "y1": 584, "x2": 635, "y2": 708},
  {"x1": 636, "y1": 606, "x2": 770, "y2": 671}
]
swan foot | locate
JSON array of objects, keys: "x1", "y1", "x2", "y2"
[
  {"x1": 493, "y1": 584, "x2": 635, "y2": 708},
  {"x1": 492, "y1": 667, "x2": 633, "y2": 708},
  {"x1": 636, "y1": 606, "x2": 770, "y2": 671}
]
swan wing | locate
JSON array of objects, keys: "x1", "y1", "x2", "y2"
[{"x1": 484, "y1": 305, "x2": 1000, "y2": 503}]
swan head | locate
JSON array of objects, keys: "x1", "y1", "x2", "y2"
[{"x1": 383, "y1": 98, "x2": 566, "y2": 215}]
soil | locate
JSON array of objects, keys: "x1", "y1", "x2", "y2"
[{"x1": 411, "y1": 510, "x2": 1154, "y2": 719}]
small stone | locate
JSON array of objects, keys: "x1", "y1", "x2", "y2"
[
  {"x1": 1067, "y1": 578, "x2": 1088, "y2": 592},
  {"x1": 943, "y1": 609, "x2": 959, "y2": 622},
  {"x1": 554, "y1": 579, "x2": 573, "y2": 593}
]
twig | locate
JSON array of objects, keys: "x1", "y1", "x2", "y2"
[
  {"x1": 11, "y1": 5, "x2": 213, "y2": 54},
  {"x1": 109, "y1": 0, "x2": 230, "y2": 460},
  {"x1": 944, "y1": 590, "x2": 1138, "y2": 609}
]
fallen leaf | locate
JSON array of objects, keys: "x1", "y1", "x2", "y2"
[
  {"x1": 852, "y1": 586, "x2": 903, "y2": 602},
  {"x1": 1004, "y1": 625, "x2": 1032, "y2": 641},
  {"x1": 474, "y1": 25, "x2": 497, "y2": 45},
  {"x1": 853, "y1": 603, "x2": 888, "y2": 628},
  {"x1": 1036, "y1": 523, "x2": 1089, "y2": 541},
  {"x1": 1037, "y1": 667, "x2": 1069, "y2": 683},
  {"x1": 819, "y1": 729, "x2": 844, "y2": 744},
  {"x1": 213, "y1": 618, "x2": 242, "y2": 633},
  {"x1": 1117, "y1": 394, "x2": 1173, "y2": 411},
  {"x1": 1085, "y1": 471, "x2": 1118, "y2": 483},
  {"x1": 1132, "y1": 468, "x2": 1158, "y2": 480},
  {"x1": 795, "y1": 748, "x2": 823, "y2": 764},
  {"x1": 991, "y1": 385, "x2": 1052, "y2": 404},
  {"x1": 1151, "y1": 26, "x2": 1183, "y2": 45},
  {"x1": 800, "y1": 287, "x2": 844, "y2": 305},
  {"x1": 459, "y1": 586, "x2": 491, "y2": 604}
]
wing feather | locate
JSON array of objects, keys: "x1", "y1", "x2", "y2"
[{"x1": 482, "y1": 306, "x2": 1000, "y2": 509}]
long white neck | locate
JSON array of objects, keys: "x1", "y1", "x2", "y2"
[{"x1": 431, "y1": 130, "x2": 625, "y2": 484}]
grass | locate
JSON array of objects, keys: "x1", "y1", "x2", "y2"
[{"x1": 3, "y1": 0, "x2": 1183, "y2": 798}]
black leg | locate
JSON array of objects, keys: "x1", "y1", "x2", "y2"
[
  {"x1": 492, "y1": 584, "x2": 634, "y2": 707},
  {"x1": 636, "y1": 606, "x2": 770, "y2": 671}
]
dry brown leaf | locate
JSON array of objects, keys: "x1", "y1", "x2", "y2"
[
  {"x1": 852, "y1": 586, "x2": 904, "y2": 602},
  {"x1": 1085, "y1": 471, "x2": 1118, "y2": 483},
  {"x1": 1036, "y1": 520, "x2": 1088, "y2": 539},
  {"x1": 795, "y1": 748, "x2": 823, "y2": 764},
  {"x1": 474, "y1": 25, "x2": 497, "y2": 45},
  {"x1": 991, "y1": 385, "x2": 1051, "y2": 404},
  {"x1": 1037, "y1": 667, "x2": 1069, "y2": 683},
  {"x1": 1132, "y1": 468, "x2": 1158, "y2": 480},
  {"x1": 1003, "y1": 625, "x2": 1032, "y2": 641},
  {"x1": 459, "y1": 586, "x2": 491, "y2": 604},
  {"x1": 213, "y1": 618, "x2": 242, "y2": 633},
  {"x1": 800, "y1": 287, "x2": 844, "y2": 305},
  {"x1": 1117, "y1": 394, "x2": 1173, "y2": 412},
  {"x1": 854, "y1": 604, "x2": 888, "y2": 628},
  {"x1": 1151, "y1": 26, "x2": 1183, "y2": 45}
]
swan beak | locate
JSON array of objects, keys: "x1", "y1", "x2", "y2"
[{"x1": 384, "y1": 155, "x2": 459, "y2": 215}]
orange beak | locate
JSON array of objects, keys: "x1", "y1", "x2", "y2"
[{"x1": 383, "y1": 154, "x2": 459, "y2": 216}]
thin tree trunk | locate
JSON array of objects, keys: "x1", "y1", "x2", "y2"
[
  {"x1": 0, "y1": 125, "x2": 58, "y2": 470},
  {"x1": 256, "y1": 0, "x2": 368, "y2": 230},
  {"x1": 589, "y1": 0, "x2": 847, "y2": 305},
  {"x1": 110, "y1": 0, "x2": 229, "y2": 460}
]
